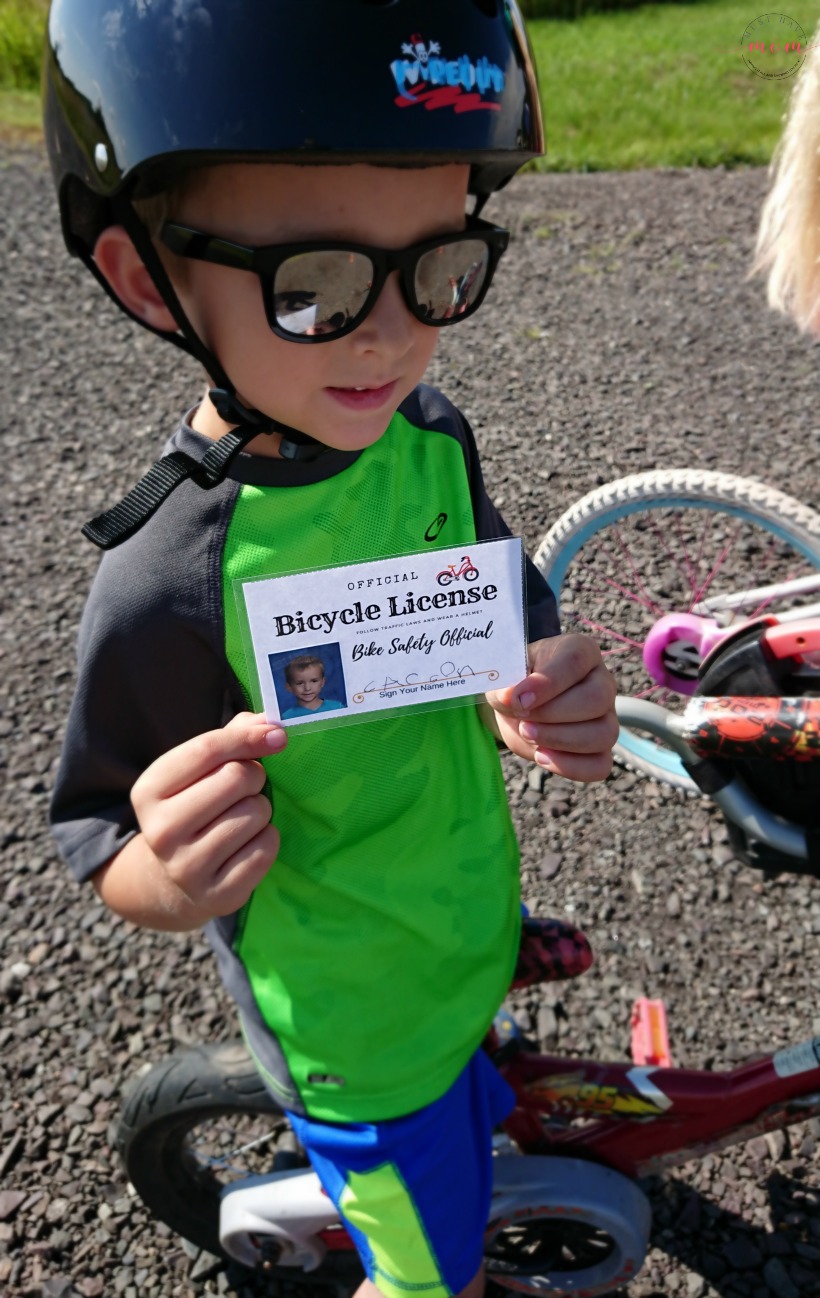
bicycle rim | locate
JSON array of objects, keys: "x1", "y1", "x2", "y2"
[{"x1": 534, "y1": 471, "x2": 820, "y2": 791}]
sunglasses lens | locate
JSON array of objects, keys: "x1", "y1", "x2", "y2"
[
  {"x1": 414, "y1": 240, "x2": 490, "y2": 322},
  {"x1": 273, "y1": 250, "x2": 373, "y2": 337}
]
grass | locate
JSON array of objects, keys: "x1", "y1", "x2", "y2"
[
  {"x1": 528, "y1": 0, "x2": 820, "y2": 170},
  {"x1": 2, "y1": 0, "x2": 820, "y2": 166},
  {"x1": 0, "y1": 0, "x2": 46, "y2": 139}
]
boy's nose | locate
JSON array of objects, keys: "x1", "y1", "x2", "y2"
[{"x1": 351, "y1": 271, "x2": 417, "y2": 357}]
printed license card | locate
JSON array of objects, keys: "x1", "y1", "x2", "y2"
[{"x1": 237, "y1": 537, "x2": 527, "y2": 730}]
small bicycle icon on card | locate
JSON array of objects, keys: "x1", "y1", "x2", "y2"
[{"x1": 436, "y1": 555, "x2": 480, "y2": 587}]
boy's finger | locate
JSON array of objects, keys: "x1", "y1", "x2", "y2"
[
  {"x1": 518, "y1": 715, "x2": 619, "y2": 755},
  {"x1": 137, "y1": 711, "x2": 286, "y2": 802},
  {"x1": 532, "y1": 748, "x2": 614, "y2": 782},
  {"x1": 515, "y1": 669, "x2": 617, "y2": 728},
  {"x1": 486, "y1": 636, "x2": 606, "y2": 717},
  {"x1": 177, "y1": 822, "x2": 282, "y2": 916},
  {"x1": 141, "y1": 762, "x2": 271, "y2": 853}
]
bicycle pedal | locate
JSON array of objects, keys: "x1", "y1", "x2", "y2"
[{"x1": 490, "y1": 1010, "x2": 538, "y2": 1064}]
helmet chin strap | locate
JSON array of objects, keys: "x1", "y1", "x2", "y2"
[{"x1": 81, "y1": 201, "x2": 327, "y2": 550}]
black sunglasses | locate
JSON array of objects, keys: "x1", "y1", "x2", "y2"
[{"x1": 160, "y1": 215, "x2": 509, "y2": 343}]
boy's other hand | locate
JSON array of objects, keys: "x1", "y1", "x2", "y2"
[
  {"x1": 130, "y1": 711, "x2": 287, "y2": 918},
  {"x1": 485, "y1": 635, "x2": 617, "y2": 782}
]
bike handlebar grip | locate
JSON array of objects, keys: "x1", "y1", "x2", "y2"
[{"x1": 681, "y1": 697, "x2": 820, "y2": 761}]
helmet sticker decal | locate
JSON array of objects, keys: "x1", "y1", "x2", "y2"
[{"x1": 391, "y1": 35, "x2": 506, "y2": 113}]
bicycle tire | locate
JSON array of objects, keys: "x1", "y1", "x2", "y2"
[
  {"x1": 115, "y1": 1041, "x2": 363, "y2": 1285},
  {"x1": 534, "y1": 469, "x2": 820, "y2": 792}
]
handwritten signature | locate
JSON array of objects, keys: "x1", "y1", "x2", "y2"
[{"x1": 353, "y1": 663, "x2": 500, "y2": 704}]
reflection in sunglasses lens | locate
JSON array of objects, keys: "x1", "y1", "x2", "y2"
[
  {"x1": 415, "y1": 240, "x2": 489, "y2": 322},
  {"x1": 270, "y1": 239, "x2": 491, "y2": 336},
  {"x1": 274, "y1": 251, "x2": 373, "y2": 336}
]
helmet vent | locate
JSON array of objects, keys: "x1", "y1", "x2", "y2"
[{"x1": 472, "y1": 0, "x2": 499, "y2": 15}]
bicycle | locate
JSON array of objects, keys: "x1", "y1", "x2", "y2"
[
  {"x1": 114, "y1": 471, "x2": 820, "y2": 1294},
  {"x1": 532, "y1": 468, "x2": 820, "y2": 795},
  {"x1": 436, "y1": 554, "x2": 481, "y2": 586}
]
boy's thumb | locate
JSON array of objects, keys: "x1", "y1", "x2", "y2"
[{"x1": 231, "y1": 711, "x2": 288, "y2": 755}]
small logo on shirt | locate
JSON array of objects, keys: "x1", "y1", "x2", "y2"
[
  {"x1": 424, "y1": 512, "x2": 448, "y2": 542},
  {"x1": 308, "y1": 1073, "x2": 347, "y2": 1087}
]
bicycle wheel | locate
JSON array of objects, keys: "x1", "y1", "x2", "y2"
[
  {"x1": 115, "y1": 1041, "x2": 362, "y2": 1286},
  {"x1": 485, "y1": 1155, "x2": 651, "y2": 1296},
  {"x1": 534, "y1": 470, "x2": 820, "y2": 791}
]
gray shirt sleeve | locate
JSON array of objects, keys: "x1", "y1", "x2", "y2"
[{"x1": 50, "y1": 478, "x2": 244, "y2": 882}]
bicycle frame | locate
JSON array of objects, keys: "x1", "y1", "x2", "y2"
[
  {"x1": 500, "y1": 1035, "x2": 820, "y2": 1179},
  {"x1": 217, "y1": 1013, "x2": 820, "y2": 1285},
  {"x1": 615, "y1": 696, "x2": 817, "y2": 864}
]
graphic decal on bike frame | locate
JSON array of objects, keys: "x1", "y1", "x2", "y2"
[
  {"x1": 526, "y1": 1071, "x2": 668, "y2": 1117},
  {"x1": 683, "y1": 696, "x2": 820, "y2": 761}
]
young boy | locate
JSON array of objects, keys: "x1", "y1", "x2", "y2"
[
  {"x1": 282, "y1": 654, "x2": 344, "y2": 719},
  {"x1": 44, "y1": 4, "x2": 617, "y2": 1296}
]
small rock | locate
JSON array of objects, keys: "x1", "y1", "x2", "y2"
[
  {"x1": 765, "y1": 1130, "x2": 787, "y2": 1163},
  {"x1": 537, "y1": 1004, "x2": 558, "y2": 1042},
  {"x1": 42, "y1": 1278, "x2": 74, "y2": 1298},
  {"x1": 762, "y1": 1258, "x2": 799, "y2": 1298},
  {"x1": 0, "y1": 1190, "x2": 27, "y2": 1222},
  {"x1": 723, "y1": 1237, "x2": 762, "y2": 1269},
  {"x1": 537, "y1": 852, "x2": 563, "y2": 880},
  {"x1": 189, "y1": 1250, "x2": 222, "y2": 1282},
  {"x1": 527, "y1": 766, "x2": 546, "y2": 793}
]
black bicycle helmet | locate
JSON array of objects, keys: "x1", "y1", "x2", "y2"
[{"x1": 43, "y1": 0, "x2": 543, "y2": 547}]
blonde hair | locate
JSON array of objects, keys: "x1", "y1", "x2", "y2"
[
  {"x1": 752, "y1": 27, "x2": 820, "y2": 334},
  {"x1": 131, "y1": 169, "x2": 209, "y2": 237},
  {"x1": 132, "y1": 189, "x2": 182, "y2": 238}
]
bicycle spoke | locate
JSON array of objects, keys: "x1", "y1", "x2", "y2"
[
  {"x1": 579, "y1": 619, "x2": 645, "y2": 652},
  {"x1": 688, "y1": 520, "x2": 743, "y2": 611}
]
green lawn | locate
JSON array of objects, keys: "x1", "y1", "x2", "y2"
[
  {"x1": 3, "y1": 0, "x2": 820, "y2": 166},
  {"x1": 528, "y1": 1, "x2": 820, "y2": 170}
]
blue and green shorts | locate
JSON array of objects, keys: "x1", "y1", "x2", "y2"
[{"x1": 286, "y1": 1050, "x2": 515, "y2": 1297}]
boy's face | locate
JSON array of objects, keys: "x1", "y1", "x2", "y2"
[
  {"x1": 169, "y1": 162, "x2": 472, "y2": 454},
  {"x1": 287, "y1": 667, "x2": 325, "y2": 708}
]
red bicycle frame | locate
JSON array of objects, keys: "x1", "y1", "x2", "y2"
[{"x1": 496, "y1": 1033, "x2": 820, "y2": 1179}]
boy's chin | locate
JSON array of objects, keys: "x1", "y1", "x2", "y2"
[{"x1": 314, "y1": 421, "x2": 394, "y2": 454}]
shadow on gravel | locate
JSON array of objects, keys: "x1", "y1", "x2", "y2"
[{"x1": 638, "y1": 1170, "x2": 820, "y2": 1297}]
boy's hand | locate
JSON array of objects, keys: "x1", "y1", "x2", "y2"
[
  {"x1": 130, "y1": 711, "x2": 287, "y2": 918},
  {"x1": 485, "y1": 635, "x2": 617, "y2": 782}
]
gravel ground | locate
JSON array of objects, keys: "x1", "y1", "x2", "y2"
[{"x1": 2, "y1": 145, "x2": 820, "y2": 1298}]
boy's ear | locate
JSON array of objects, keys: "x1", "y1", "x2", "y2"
[{"x1": 93, "y1": 225, "x2": 178, "y2": 332}]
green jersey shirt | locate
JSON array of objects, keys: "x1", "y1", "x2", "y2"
[{"x1": 51, "y1": 385, "x2": 559, "y2": 1120}]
